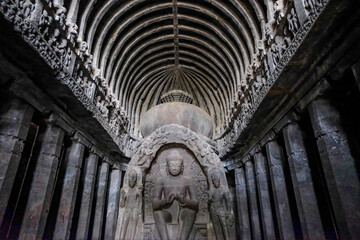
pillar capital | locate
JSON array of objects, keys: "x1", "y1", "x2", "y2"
[
  {"x1": 274, "y1": 111, "x2": 300, "y2": 133},
  {"x1": 118, "y1": 163, "x2": 128, "y2": 172},
  {"x1": 242, "y1": 154, "x2": 252, "y2": 165},
  {"x1": 260, "y1": 130, "x2": 277, "y2": 147},
  {"x1": 249, "y1": 144, "x2": 262, "y2": 156},
  {"x1": 102, "y1": 156, "x2": 113, "y2": 166},
  {"x1": 111, "y1": 164, "x2": 121, "y2": 171},
  {"x1": 90, "y1": 145, "x2": 104, "y2": 158},
  {"x1": 46, "y1": 113, "x2": 74, "y2": 134},
  {"x1": 244, "y1": 157, "x2": 254, "y2": 168},
  {"x1": 71, "y1": 131, "x2": 92, "y2": 148},
  {"x1": 295, "y1": 78, "x2": 331, "y2": 112}
]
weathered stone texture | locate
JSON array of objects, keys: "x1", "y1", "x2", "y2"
[
  {"x1": 76, "y1": 151, "x2": 99, "y2": 240},
  {"x1": 309, "y1": 97, "x2": 360, "y2": 239},
  {"x1": 234, "y1": 167, "x2": 251, "y2": 240},
  {"x1": 0, "y1": 98, "x2": 33, "y2": 226},
  {"x1": 254, "y1": 150, "x2": 276, "y2": 240},
  {"x1": 104, "y1": 168, "x2": 122, "y2": 240},
  {"x1": 245, "y1": 160, "x2": 262, "y2": 240},
  {"x1": 283, "y1": 122, "x2": 325, "y2": 240},
  {"x1": 53, "y1": 136, "x2": 85, "y2": 240},
  {"x1": 19, "y1": 121, "x2": 65, "y2": 240},
  {"x1": 265, "y1": 139, "x2": 295, "y2": 240},
  {"x1": 91, "y1": 161, "x2": 110, "y2": 239}
]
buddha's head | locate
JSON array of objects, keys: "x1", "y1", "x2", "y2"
[
  {"x1": 128, "y1": 169, "x2": 137, "y2": 188},
  {"x1": 166, "y1": 150, "x2": 184, "y2": 176},
  {"x1": 211, "y1": 170, "x2": 221, "y2": 188}
]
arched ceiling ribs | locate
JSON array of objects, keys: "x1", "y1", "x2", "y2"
[
  {"x1": 179, "y1": 47, "x2": 232, "y2": 87},
  {"x1": 125, "y1": 64, "x2": 174, "y2": 112},
  {"x1": 203, "y1": 0, "x2": 260, "y2": 55},
  {"x1": 181, "y1": 69, "x2": 222, "y2": 126},
  {"x1": 131, "y1": 70, "x2": 172, "y2": 129},
  {"x1": 178, "y1": 14, "x2": 243, "y2": 82},
  {"x1": 126, "y1": 52, "x2": 174, "y2": 90},
  {"x1": 177, "y1": 2, "x2": 252, "y2": 67},
  {"x1": 91, "y1": 3, "x2": 173, "y2": 67},
  {"x1": 230, "y1": 0, "x2": 266, "y2": 38},
  {"x1": 178, "y1": 35, "x2": 232, "y2": 101},
  {"x1": 138, "y1": 71, "x2": 173, "y2": 116},
  {"x1": 70, "y1": 0, "x2": 269, "y2": 138},
  {"x1": 182, "y1": 66, "x2": 227, "y2": 123},
  {"x1": 77, "y1": 0, "x2": 98, "y2": 40},
  {"x1": 116, "y1": 34, "x2": 175, "y2": 102},
  {"x1": 180, "y1": 55, "x2": 229, "y2": 107},
  {"x1": 109, "y1": 43, "x2": 174, "y2": 92},
  {"x1": 86, "y1": 0, "x2": 149, "y2": 52},
  {"x1": 179, "y1": 25, "x2": 237, "y2": 79},
  {"x1": 180, "y1": 70, "x2": 215, "y2": 115},
  {"x1": 101, "y1": 14, "x2": 173, "y2": 77}
]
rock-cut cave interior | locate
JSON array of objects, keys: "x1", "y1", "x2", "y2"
[{"x1": 0, "y1": 0, "x2": 359, "y2": 239}]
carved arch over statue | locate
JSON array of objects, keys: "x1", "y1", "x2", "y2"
[
  {"x1": 129, "y1": 124, "x2": 225, "y2": 178},
  {"x1": 116, "y1": 124, "x2": 235, "y2": 239}
]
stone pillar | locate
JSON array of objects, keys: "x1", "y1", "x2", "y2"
[
  {"x1": 19, "y1": 115, "x2": 66, "y2": 240},
  {"x1": 351, "y1": 54, "x2": 360, "y2": 91},
  {"x1": 282, "y1": 121, "x2": 325, "y2": 240},
  {"x1": 53, "y1": 132, "x2": 89, "y2": 240},
  {"x1": 234, "y1": 167, "x2": 251, "y2": 240},
  {"x1": 264, "y1": 132, "x2": 295, "y2": 240},
  {"x1": 104, "y1": 167, "x2": 122, "y2": 239},
  {"x1": 75, "y1": 146, "x2": 101, "y2": 240},
  {"x1": 253, "y1": 147, "x2": 276, "y2": 240},
  {"x1": 0, "y1": 98, "x2": 33, "y2": 227},
  {"x1": 244, "y1": 158, "x2": 262, "y2": 240},
  {"x1": 308, "y1": 97, "x2": 360, "y2": 239},
  {"x1": 91, "y1": 160, "x2": 110, "y2": 239}
]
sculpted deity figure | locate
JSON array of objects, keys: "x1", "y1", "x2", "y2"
[
  {"x1": 209, "y1": 170, "x2": 234, "y2": 240},
  {"x1": 152, "y1": 149, "x2": 199, "y2": 240},
  {"x1": 118, "y1": 168, "x2": 142, "y2": 240}
]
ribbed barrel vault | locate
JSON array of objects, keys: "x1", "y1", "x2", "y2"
[{"x1": 66, "y1": 0, "x2": 268, "y2": 136}]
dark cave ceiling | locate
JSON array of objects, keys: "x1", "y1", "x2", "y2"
[{"x1": 65, "y1": 0, "x2": 270, "y2": 136}]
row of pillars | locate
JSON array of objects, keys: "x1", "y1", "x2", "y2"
[
  {"x1": 234, "y1": 94, "x2": 360, "y2": 240},
  {"x1": 0, "y1": 97, "x2": 125, "y2": 240}
]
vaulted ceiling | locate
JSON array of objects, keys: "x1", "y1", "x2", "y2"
[{"x1": 65, "y1": 0, "x2": 270, "y2": 136}]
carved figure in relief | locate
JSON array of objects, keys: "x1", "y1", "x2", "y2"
[
  {"x1": 304, "y1": 0, "x2": 316, "y2": 12},
  {"x1": 209, "y1": 170, "x2": 234, "y2": 240},
  {"x1": 152, "y1": 149, "x2": 199, "y2": 240},
  {"x1": 118, "y1": 168, "x2": 142, "y2": 240},
  {"x1": 287, "y1": 8, "x2": 300, "y2": 38},
  {"x1": 19, "y1": 0, "x2": 35, "y2": 18}
]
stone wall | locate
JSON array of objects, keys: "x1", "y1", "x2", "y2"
[{"x1": 226, "y1": 74, "x2": 360, "y2": 239}]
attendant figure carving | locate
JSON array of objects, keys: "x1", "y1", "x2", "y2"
[
  {"x1": 152, "y1": 149, "x2": 199, "y2": 240},
  {"x1": 118, "y1": 168, "x2": 142, "y2": 240},
  {"x1": 209, "y1": 170, "x2": 234, "y2": 240}
]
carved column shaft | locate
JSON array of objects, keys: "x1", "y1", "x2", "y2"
[
  {"x1": 253, "y1": 150, "x2": 276, "y2": 240},
  {"x1": 0, "y1": 98, "x2": 34, "y2": 226},
  {"x1": 351, "y1": 60, "x2": 360, "y2": 91},
  {"x1": 265, "y1": 139, "x2": 295, "y2": 240},
  {"x1": 91, "y1": 161, "x2": 110, "y2": 239},
  {"x1": 308, "y1": 97, "x2": 360, "y2": 239},
  {"x1": 234, "y1": 167, "x2": 251, "y2": 240},
  {"x1": 19, "y1": 118, "x2": 65, "y2": 240},
  {"x1": 53, "y1": 133, "x2": 86, "y2": 240},
  {"x1": 104, "y1": 168, "x2": 122, "y2": 240},
  {"x1": 282, "y1": 122, "x2": 324, "y2": 240},
  {"x1": 75, "y1": 150, "x2": 99, "y2": 240},
  {"x1": 245, "y1": 160, "x2": 262, "y2": 240}
]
